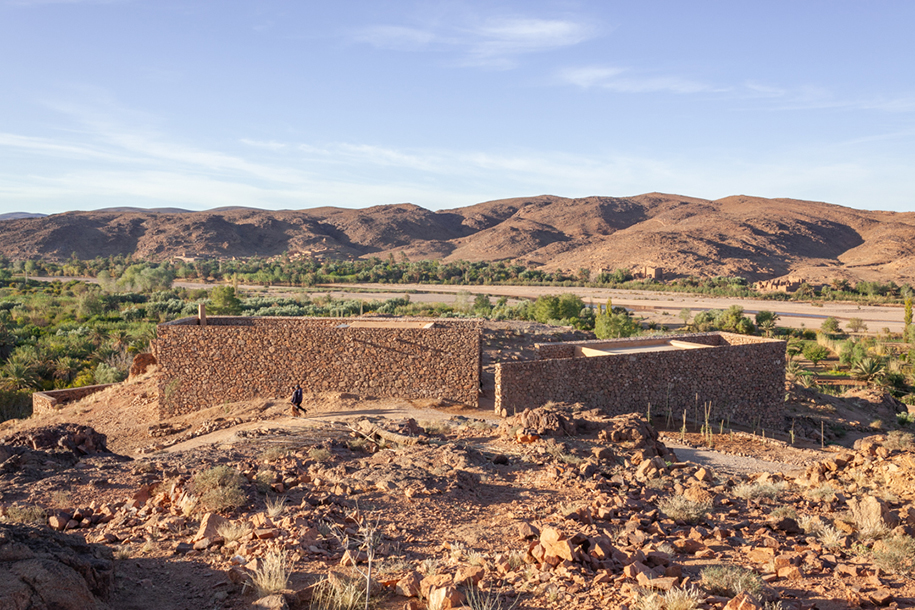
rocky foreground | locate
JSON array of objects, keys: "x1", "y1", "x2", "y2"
[{"x1": 1, "y1": 405, "x2": 914, "y2": 610}]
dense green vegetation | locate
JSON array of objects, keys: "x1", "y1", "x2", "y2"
[
  {"x1": 2, "y1": 254, "x2": 913, "y2": 422},
  {"x1": 3, "y1": 254, "x2": 913, "y2": 304}
]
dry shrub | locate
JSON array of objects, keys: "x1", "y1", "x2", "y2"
[
  {"x1": 884, "y1": 430, "x2": 914, "y2": 451},
  {"x1": 193, "y1": 466, "x2": 247, "y2": 512},
  {"x1": 658, "y1": 496, "x2": 711, "y2": 525},
  {"x1": 216, "y1": 520, "x2": 251, "y2": 543},
  {"x1": 700, "y1": 564, "x2": 763, "y2": 597},
  {"x1": 265, "y1": 495, "x2": 287, "y2": 519},
  {"x1": 464, "y1": 584, "x2": 520, "y2": 610},
  {"x1": 805, "y1": 484, "x2": 838, "y2": 501},
  {"x1": 309, "y1": 573, "x2": 366, "y2": 610},
  {"x1": 733, "y1": 481, "x2": 787, "y2": 500},
  {"x1": 309, "y1": 448, "x2": 332, "y2": 462},
  {"x1": 252, "y1": 550, "x2": 289, "y2": 597},
  {"x1": 2, "y1": 505, "x2": 46, "y2": 524},
  {"x1": 633, "y1": 587, "x2": 703, "y2": 610},
  {"x1": 873, "y1": 535, "x2": 915, "y2": 575}
]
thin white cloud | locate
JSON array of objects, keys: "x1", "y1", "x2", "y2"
[
  {"x1": 353, "y1": 25, "x2": 436, "y2": 50},
  {"x1": 560, "y1": 66, "x2": 715, "y2": 94},
  {"x1": 240, "y1": 139, "x2": 287, "y2": 151},
  {"x1": 7, "y1": 0, "x2": 127, "y2": 5},
  {"x1": 351, "y1": 16, "x2": 595, "y2": 69}
]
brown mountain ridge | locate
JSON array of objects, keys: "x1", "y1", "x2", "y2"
[{"x1": 2, "y1": 193, "x2": 914, "y2": 284}]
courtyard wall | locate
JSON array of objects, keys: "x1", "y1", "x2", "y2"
[
  {"x1": 153, "y1": 317, "x2": 481, "y2": 418},
  {"x1": 494, "y1": 332, "x2": 785, "y2": 430}
]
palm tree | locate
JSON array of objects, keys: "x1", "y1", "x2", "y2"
[
  {"x1": 0, "y1": 361, "x2": 37, "y2": 391},
  {"x1": 852, "y1": 358, "x2": 886, "y2": 387},
  {"x1": 53, "y1": 357, "x2": 81, "y2": 384}
]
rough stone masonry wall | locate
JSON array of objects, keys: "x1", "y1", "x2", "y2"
[
  {"x1": 32, "y1": 384, "x2": 114, "y2": 417},
  {"x1": 154, "y1": 317, "x2": 481, "y2": 418},
  {"x1": 495, "y1": 332, "x2": 786, "y2": 430}
]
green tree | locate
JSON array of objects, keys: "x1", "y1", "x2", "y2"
[
  {"x1": 594, "y1": 311, "x2": 640, "y2": 339},
  {"x1": 852, "y1": 357, "x2": 886, "y2": 386},
  {"x1": 755, "y1": 310, "x2": 780, "y2": 337},
  {"x1": 0, "y1": 361, "x2": 37, "y2": 391},
  {"x1": 716, "y1": 305, "x2": 755, "y2": 334},
  {"x1": 820, "y1": 316, "x2": 841, "y2": 334},
  {"x1": 209, "y1": 286, "x2": 242, "y2": 315},
  {"x1": 802, "y1": 343, "x2": 830, "y2": 369},
  {"x1": 678, "y1": 307, "x2": 692, "y2": 329},
  {"x1": 904, "y1": 296, "x2": 912, "y2": 339},
  {"x1": 472, "y1": 294, "x2": 492, "y2": 315},
  {"x1": 847, "y1": 317, "x2": 867, "y2": 334}
]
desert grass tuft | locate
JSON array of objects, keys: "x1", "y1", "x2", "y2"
[
  {"x1": 464, "y1": 583, "x2": 520, "y2": 610},
  {"x1": 657, "y1": 496, "x2": 711, "y2": 525},
  {"x1": 309, "y1": 574, "x2": 366, "y2": 610},
  {"x1": 805, "y1": 484, "x2": 839, "y2": 502},
  {"x1": 2, "y1": 504, "x2": 46, "y2": 524},
  {"x1": 252, "y1": 550, "x2": 289, "y2": 597},
  {"x1": 309, "y1": 447, "x2": 332, "y2": 462},
  {"x1": 700, "y1": 564, "x2": 763, "y2": 597},
  {"x1": 873, "y1": 535, "x2": 915, "y2": 575},
  {"x1": 216, "y1": 520, "x2": 251, "y2": 543},
  {"x1": 733, "y1": 481, "x2": 788, "y2": 501},
  {"x1": 193, "y1": 466, "x2": 248, "y2": 512},
  {"x1": 259, "y1": 446, "x2": 291, "y2": 462},
  {"x1": 633, "y1": 587, "x2": 703, "y2": 610},
  {"x1": 884, "y1": 430, "x2": 914, "y2": 451},
  {"x1": 265, "y1": 494, "x2": 287, "y2": 519}
]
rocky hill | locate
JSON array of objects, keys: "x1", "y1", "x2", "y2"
[{"x1": 2, "y1": 193, "x2": 915, "y2": 283}]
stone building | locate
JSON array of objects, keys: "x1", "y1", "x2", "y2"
[
  {"x1": 494, "y1": 332, "x2": 785, "y2": 430},
  {"x1": 153, "y1": 316, "x2": 481, "y2": 418}
]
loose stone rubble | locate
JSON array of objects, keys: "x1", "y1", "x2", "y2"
[{"x1": 2, "y1": 404, "x2": 915, "y2": 609}]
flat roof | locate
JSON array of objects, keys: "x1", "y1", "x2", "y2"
[{"x1": 576, "y1": 339, "x2": 713, "y2": 357}]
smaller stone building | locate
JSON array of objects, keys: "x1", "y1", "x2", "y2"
[
  {"x1": 494, "y1": 332, "x2": 785, "y2": 430},
  {"x1": 154, "y1": 316, "x2": 481, "y2": 418}
]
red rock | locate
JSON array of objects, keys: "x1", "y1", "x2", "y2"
[
  {"x1": 673, "y1": 538, "x2": 706, "y2": 554},
  {"x1": 254, "y1": 528, "x2": 277, "y2": 540},
  {"x1": 723, "y1": 592, "x2": 763, "y2": 610},
  {"x1": 518, "y1": 522, "x2": 539, "y2": 539},
  {"x1": 539, "y1": 526, "x2": 563, "y2": 546},
  {"x1": 777, "y1": 565, "x2": 803, "y2": 579},
  {"x1": 453, "y1": 565, "x2": 485, "y2": 586},
  {"x1": 194, "y1": 512, "x2": 227, "y2": 542},
  {"x1": 48, "y1": 515, "x2": 67, "y2": 531},
  {"x1": 395, "y1": 571, "x2": 421, "y2": 597},
  {"x1": 419, "y1": 574, "x2": 451, "y2": 600},
  {"x1": 870, "y1": 589, "x2": 895, "y2": 606},
  {"x1": 427, "y1": 586, "x2": 464, "y2": 609}
]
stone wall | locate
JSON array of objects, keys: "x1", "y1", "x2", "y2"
[
  {"x1": 32, "y1": 384, "x2": 114, "y2": 417},
  {"x1": 154, "y1": 317, "x2": 481, "y2": 418},
  {"x1": 495, "y1": 332, "x2": 786, "y2": 430}
]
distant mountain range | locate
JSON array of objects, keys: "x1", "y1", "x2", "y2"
[
  {"x1": 1, "y1": 193, "x2": 913, "y2": 284},
  {"x1": 0, "y1": 212, "x2": 48, "y2": 221}
]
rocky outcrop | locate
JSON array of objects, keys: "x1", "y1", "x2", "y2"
[{"x1": 0, "y1": 523, "x2": 114, "y2": 610}]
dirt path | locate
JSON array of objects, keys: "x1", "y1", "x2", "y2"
[
  {"x1": 335, "y1": 283, "x2": 906, "y2": 333},
  {"x1": 663, "y1": 439, "x2": 805, "y2": 476}
]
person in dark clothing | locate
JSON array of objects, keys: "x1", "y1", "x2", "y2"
[{"x1": 290, "y1": 385, "x2": 306, "y2": 416}]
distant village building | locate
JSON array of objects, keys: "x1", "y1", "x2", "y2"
[
  {"x1": 755, "y1": 276, "x2": 806, "y2": 293},
  {"x1": 637, "y1": 266, "x2": 663, "y2": 281}
]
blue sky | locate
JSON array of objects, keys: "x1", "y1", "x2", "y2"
[{"x1": 1, "y1": 1, "x2": 913, "y2": 214}]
